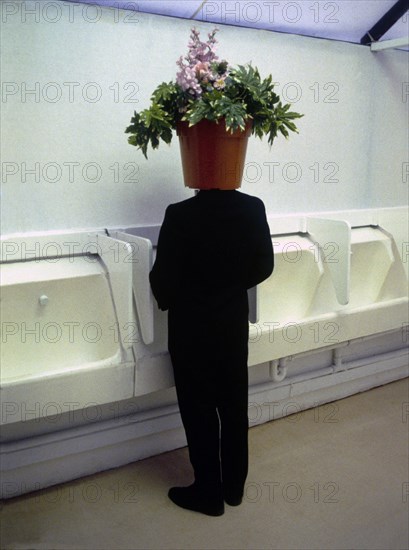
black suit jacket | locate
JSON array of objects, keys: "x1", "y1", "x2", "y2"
[{"x1": 149, "y1": 190, "x2": 274, "y2": 323}]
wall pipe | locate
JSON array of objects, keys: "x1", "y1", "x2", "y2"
[
  {"x1": 262, "y1": 330, "x2": 405, "y2": 390},
  {"x1": 269, "y1": 358, "x2": 289, "y2": 382},
  {"x1": 268, "y1": 340, "x2": 353, "y2": 384}
]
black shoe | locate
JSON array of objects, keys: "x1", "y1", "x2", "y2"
[
  {"x1": 224, "y1": 494, "x2": 243, "y2": 506},
  {"x1": 168, "y1": 484, "x2": 224, "y2": 517}
]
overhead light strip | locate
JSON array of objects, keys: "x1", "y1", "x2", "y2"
[{"x1": 370, "y1": 36, "x2": 409, "y2": 51}]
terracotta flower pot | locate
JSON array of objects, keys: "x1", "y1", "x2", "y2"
[{"x1": 176, "y1": 118, "x2": 253, "y2": 190}]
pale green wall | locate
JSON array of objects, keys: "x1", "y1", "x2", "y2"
[{"x1": 1, "y1": 3, "x2": 408, "y2": 234}]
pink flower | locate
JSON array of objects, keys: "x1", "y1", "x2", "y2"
[{"x1": 175, "y1": 28, "x2": 221, "y2": 98}]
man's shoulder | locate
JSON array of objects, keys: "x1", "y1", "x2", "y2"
[
  {"x1": 235, "y1": 191, "x2": 264, "y2": 203},
  {"x1": 235, "y1": 191, "x2": 266, "y2": 211},
  {"x1": 166, "y1": 191, "x2": 265, "y2": 215},
  {"x1": 164, "y1": 196, "x2": 196, "y2": 215}
]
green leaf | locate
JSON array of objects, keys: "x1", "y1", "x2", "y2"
[{"x1": 125, "y1": 56, "x2": 303, "y2": 157}]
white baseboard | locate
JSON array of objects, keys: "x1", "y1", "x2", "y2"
[{"x1": 1, "y1": 347, "x2": 407, "y2": 499}]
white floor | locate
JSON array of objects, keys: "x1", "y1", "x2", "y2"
[{"x1": 1, "y1": 378, "x2": 408, "y2": 550}]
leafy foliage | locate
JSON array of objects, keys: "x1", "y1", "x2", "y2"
[{"x1": 126, "y1": 41, "x2": 303, "y2": 158}]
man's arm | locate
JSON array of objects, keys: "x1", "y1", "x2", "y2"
[
  {"x1": 246, "y1": 200, "x2": 274, "y2": 289},
  {"x1": 149, "y1": 205, "x2": 178, "y2": 311}
]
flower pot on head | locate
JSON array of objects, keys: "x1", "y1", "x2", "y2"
[
  {"x1": 125, "y1": 28, "x2": 303, "y2": 172},
  {"x1": 176, "y1": 119, "x2": 253, "y2": 190}
]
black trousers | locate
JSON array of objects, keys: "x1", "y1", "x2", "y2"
[{"x1": 168, "y1": 307, "x2": 249, "y2": 498}]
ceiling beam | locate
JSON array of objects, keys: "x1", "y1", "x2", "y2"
[
  {"x1": 190, "y1": 1, "x2": 208, "y2": 19},
  {"x1": 360, "y1": 0, "x2": 408, "y2": 45}
]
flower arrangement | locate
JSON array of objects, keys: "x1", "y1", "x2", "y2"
[
  {"x1": 126, "y1": 27, "x2": 303, "y2": 158},
  {"x1": 175, "y1": 28, "x2": 228, "y2": 97}
]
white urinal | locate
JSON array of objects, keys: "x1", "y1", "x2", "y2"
[
  {"x1": 248, "y1": 212, "x2": 408, "y2": 367},
  {"x1": 0, "y1": 232, "x2": 135, "y2": 425},
  {"x1": 256, "y1": 234, "x2": 324, "y2": 324},
  {"x1": 109, "y1": 226, "x2": 174, "y2": 397},
  {"x1": 349, "y1": 226, "x2": 407, "y2": 307}
]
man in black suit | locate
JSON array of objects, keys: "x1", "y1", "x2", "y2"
[{"x1": 149, "y1": 189, "x2": 274, "y2": 516}]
